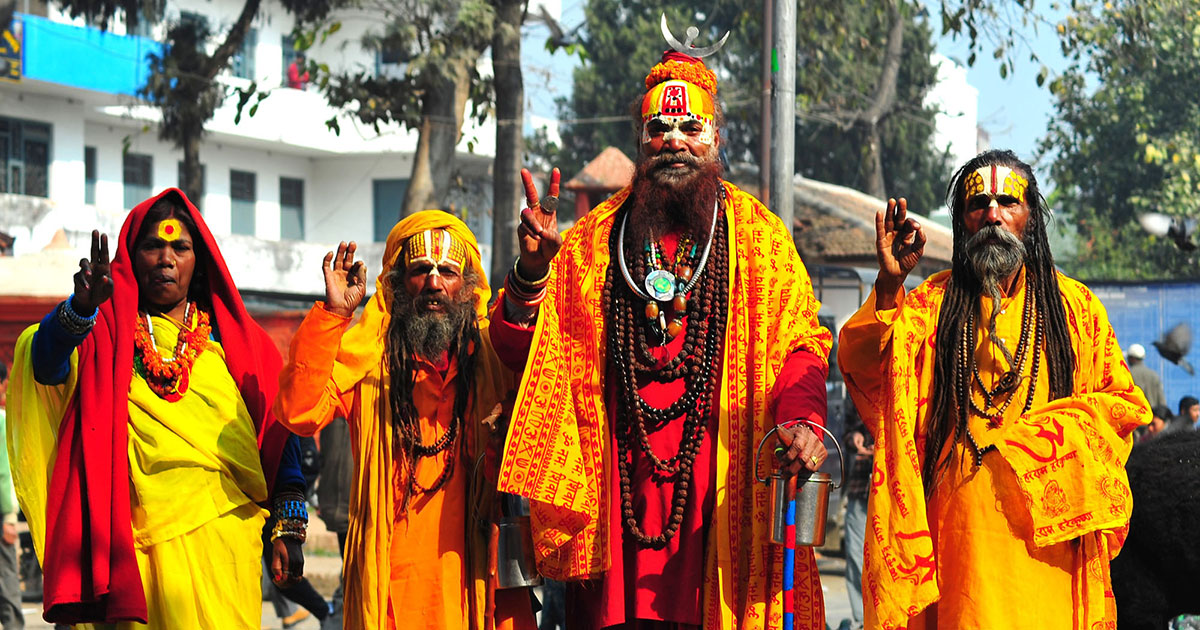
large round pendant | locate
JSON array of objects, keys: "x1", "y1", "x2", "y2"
[{"x1": 645, "y1": 269, "x2": 677, "y2": 301}]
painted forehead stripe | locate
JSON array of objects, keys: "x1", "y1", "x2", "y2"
[
  {"x1": 157, "y1": 218, "x2": 184, "y2": 242},
  {"x1": 641, "y1": 80, "x2": 716, "y2": 146},
  {"x1": 964, "y1": 164, "x2": 1028, "y2": 203},
  {"x1": 402, "y1": 229, "x2": 467, "y2": 275}
]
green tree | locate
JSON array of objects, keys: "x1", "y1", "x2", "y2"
[
  {"x1": 58, "y1": 0, "x2": 325, "y2": 204},
  {"x1": 305, "y1": 0, "x2": 495, "y2": 216},
  {"x1": 548, "y1": 0, "x2": 951, "y2": 211},
  {"x1": 1043, "y1": 0, "x2": 1200, "y2": 279}
]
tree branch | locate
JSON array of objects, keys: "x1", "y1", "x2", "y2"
[{"x1": 204, "y1": 0, "x2": 263, "y2": 79}]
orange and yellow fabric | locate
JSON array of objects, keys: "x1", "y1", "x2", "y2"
[
  {"x1": 273, "y1": 210, "x2": 526, "y2": 630},
  {"x1": 11, "y1": 314, "x2": 269, "y2": 630},
  {"x1": 496, "y1": 182, "x2": 833, "y2": 629},
  {"x1": 838, "y1": 269, "x2": 1150, "y2": 630}
]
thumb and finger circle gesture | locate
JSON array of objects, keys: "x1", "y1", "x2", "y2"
[
  {"x1": 875, "y1": 197, "x2": 927, "y2": 290},
  {"x1": 323, "y1": 241, "x2": 367, "y2": 318},
  {"x1": 517, "y1": 167, "x2": 563, "y2": 280},
  {"x1": 72, "y1": 230, "x2": 113, "y2": 314}
]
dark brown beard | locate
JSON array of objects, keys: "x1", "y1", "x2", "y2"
[{"x1": 628, "y1": 149, "x2": 724, "y2": 245}]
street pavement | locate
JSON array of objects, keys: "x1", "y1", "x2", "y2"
[{"x1": 21, "y1": 542, "x2": 855, "y2": 629}]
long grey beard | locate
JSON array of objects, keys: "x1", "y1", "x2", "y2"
[
  {"x1": 388, "y1": 274, "x2": 478, "y2": 360},
  {"x1": 967, "y1": 225, "x2": 1027, "y2": 364}
]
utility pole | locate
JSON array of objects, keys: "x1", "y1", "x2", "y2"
[
  {"x1": 770, "y1": 0, "x2": 796, "y2": 228},
  {"x1": 759, "y1": 0, "x2": 772, "y2": 205}
]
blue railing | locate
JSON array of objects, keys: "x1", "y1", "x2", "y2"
[{"x1": 20, "y1": 12, "x2": 162, "y2": 97}]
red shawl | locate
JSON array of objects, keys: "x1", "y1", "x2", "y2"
[{"x1": 41, "y1": 188, "x2": 291, "y2": 623}]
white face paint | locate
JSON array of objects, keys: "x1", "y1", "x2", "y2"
[{"x1": 641, "y1": 116, "x2": 716, "y2": 146}]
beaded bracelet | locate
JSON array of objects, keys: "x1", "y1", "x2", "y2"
[
  {"x1": 271, "y1": 518, "x2": 308, "y2": 544},
  {"x1": 58, "y1": 295, "x2": 98, "y2": 336},
  {"x1": 272, "y1": 490, "x2": 309, "y2": 523}
]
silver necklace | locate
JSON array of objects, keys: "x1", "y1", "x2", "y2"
[{"x1": 617, "y1": 198, "x2": 719, "y2": 303}]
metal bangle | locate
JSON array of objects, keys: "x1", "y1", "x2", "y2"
[{"x1": 512, "y1": 257, "x2": 551, "y2": 289}]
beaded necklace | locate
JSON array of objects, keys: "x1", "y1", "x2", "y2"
[
  {"x1": 133, "y1": 302, "x2": 211, "y2": 402},
  {"x1": 617, "y1": 190, "x2": 721, "y2": 341},
  {"x1": 606, "y1": 198, "x2": 729, "y2": 547},
  {"x1": 955, "y1": 288, "x2": 1042, "y2": 467}
]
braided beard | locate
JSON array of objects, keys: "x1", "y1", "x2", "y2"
[{"x1": 966, "y1": 225, "x2": 1027, "y2": 363}]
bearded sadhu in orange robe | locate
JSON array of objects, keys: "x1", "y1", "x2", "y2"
[
  {"x1": 274, "y1": 210, "x2": 561, "y2": 630},
  {"x1": 838, "y1": 150, "x2": 1150, "y2": 630},
  {"x1": 493, "y1": 45, "x2": 834, "y2": 630}
]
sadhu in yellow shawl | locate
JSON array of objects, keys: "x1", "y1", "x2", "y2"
[
  {"x1": 838, "y1": 270, "x2": 1150, "y2": 630},
  {"x1": 496, "y1": 182, "x2": 834, "y2": 629},
  {"x1": 274, "y1": 210, "x2": 524, "y2": 630}
]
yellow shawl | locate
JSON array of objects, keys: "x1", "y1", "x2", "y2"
[
  {"x1": 276, "y1": 210, "x2": 515, "y2": 630},
  {"x1": 838, "y1": 270, "x2": 1150, "y2": 629},
  {"x1": 496, "y1": 182, "x2": 833, "y2": 629}
]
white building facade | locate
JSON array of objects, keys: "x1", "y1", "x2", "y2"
[{"x1": 0, "y1": 0, "x2": 499, "y2": 294}]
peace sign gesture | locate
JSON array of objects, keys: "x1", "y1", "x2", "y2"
[
  {"x1": 516, "y1": 167, "x2": 563, "y2": 280},
  {"x1": 72, "y1": 230, "x2": 114, "y2": 314}
]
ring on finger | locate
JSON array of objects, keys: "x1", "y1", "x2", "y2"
[
  {"x1": 809, "y1": 455, "x2": 819, "y2": 465},
  {"x1": 540, "y1": 196, "x2": 558, "y2": 215}
]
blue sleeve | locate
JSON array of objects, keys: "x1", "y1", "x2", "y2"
[
  {"x1": 32, "y1": 304, "x2": 91, "y2": 386},
  {"x1": 274, "y1": 434, "x2": 306, "y2": 492}
]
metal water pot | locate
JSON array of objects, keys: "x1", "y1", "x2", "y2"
[
  {"x1": 755, "y1": 421, "x2": 844, "y2": 547},
  {"x1": 495, "y1": 493, "x2": 543, "y2": 589}
]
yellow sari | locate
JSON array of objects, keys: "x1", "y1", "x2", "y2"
[{"x1": 10, "y1": 314, "x2": 269, "y2": 630}]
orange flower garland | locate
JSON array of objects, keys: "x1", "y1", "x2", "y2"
[
  {"x1": 133, "y1": 303, "x2": 212, "y2": 402},
  {"x1": 644, "y1": 58, "x2": 718, "y2": 96}
]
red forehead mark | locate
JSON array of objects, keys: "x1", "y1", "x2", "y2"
[
  {"x1": 165, "y1": 225, "x2": 174, "y2": 234},
  {"x1": 990, "y1": 164, "x2": 998, "y2": 195}
]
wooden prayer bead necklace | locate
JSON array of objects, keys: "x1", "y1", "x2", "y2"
[
  {"x1": 605, "y1": 205, "x2": 729, "y2": 547},
  {"x1": 955, "y1": 288, "x2": 1043, "y2": 467}
]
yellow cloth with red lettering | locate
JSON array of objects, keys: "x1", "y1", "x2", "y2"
[
  {"x1": 10, "y1": 315, "x2": 269, "y2": 630},
  {"x1": 274, "y1": 210, "x2": 527, "y2": 630},
  {"x1": 496, "y1": 182, "x2": 833, "y2": 629},
  {"x1": 837, "y1": 270, "x2": 1150, "y2": 630}
]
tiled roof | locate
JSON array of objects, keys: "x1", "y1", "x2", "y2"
[
  {"x1": 792, "y1": 177, "x2": 954, "y2": 265},
  {"x1": 565, "y1": 146, "x2": 635, "y2": 191}
]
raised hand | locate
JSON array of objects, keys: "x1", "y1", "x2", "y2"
[
  {"x1": 322, "y1": 241, "x2": 367, "y2": 318},
  {"x1": 875, "y1": 197, "x2": 926, "y2": 309},
  {"x1": 71, "y1": 230, "x2": 114, "y2": 315},
  {"x1": 516, "y1": 167, "x2": 563, "y2": 281}
]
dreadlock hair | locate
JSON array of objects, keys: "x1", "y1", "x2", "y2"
[
  {"x1": 384, "y1": 267, "x2": 482, "y2": 511},
  {"x1": 923, "y1": 149, "x2": 1075, "y2": 495}
]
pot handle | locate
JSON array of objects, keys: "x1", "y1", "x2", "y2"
[
  {"x1": 798, "y1": 420, "x2": 845, "y2": 490},
  {"x1": 752, "y1": 420, "x2": 845, "y2": 489}
]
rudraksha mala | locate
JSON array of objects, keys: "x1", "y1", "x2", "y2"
[{"x1": 604, "y1": 199, "x2": 729, "y2": 547}]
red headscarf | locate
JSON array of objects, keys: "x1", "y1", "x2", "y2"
[{"x1": 40, "y1": 188, "x2": 291, "y2": 624}]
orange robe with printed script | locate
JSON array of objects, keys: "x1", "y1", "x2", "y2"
[
  {"x1": 838, "y1": 269, "x2": 1150, "y2": 630},
  {"x1": 496, "y1": 182, "x2": 833, "y2": 629},
  {"x1": 274, "y1": 210, "x2": 532, "y2": 630}
]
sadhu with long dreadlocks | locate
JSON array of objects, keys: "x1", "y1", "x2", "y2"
[
  {"x1": 492, "y1": 20, "x2": 834, "y2": 630},
  {"x1": 838, "y1": 149, "x2": 1151, "y2": 629},
  {"x1": 274, "y1": 210, "x2": 557, "y2": 630}
]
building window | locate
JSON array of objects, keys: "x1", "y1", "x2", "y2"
[
  {"x1": 123, "y1": 152, "x2": 152, "y2": 209},
  {"x1": 230, "y1": 169, "x2": 256, "y2": 235},
  {"x1": 279, "y1": 176, "x2": 304, "y2": 240},
  {"x1": 0, "y1": 117, "x2": 51, "y2": 197},
  {"x1": 177, "y1": 161, "x2": 206, "y2": 211},
  {"x1": 373, "y1": 178, "x2": 409, "y2": 242},
  {"x1": 84, "y1": 146, "x2": 96, "y2": 204},
  {"x1": 232, "y1": 28, "x2": 257, "y2": 79}
]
